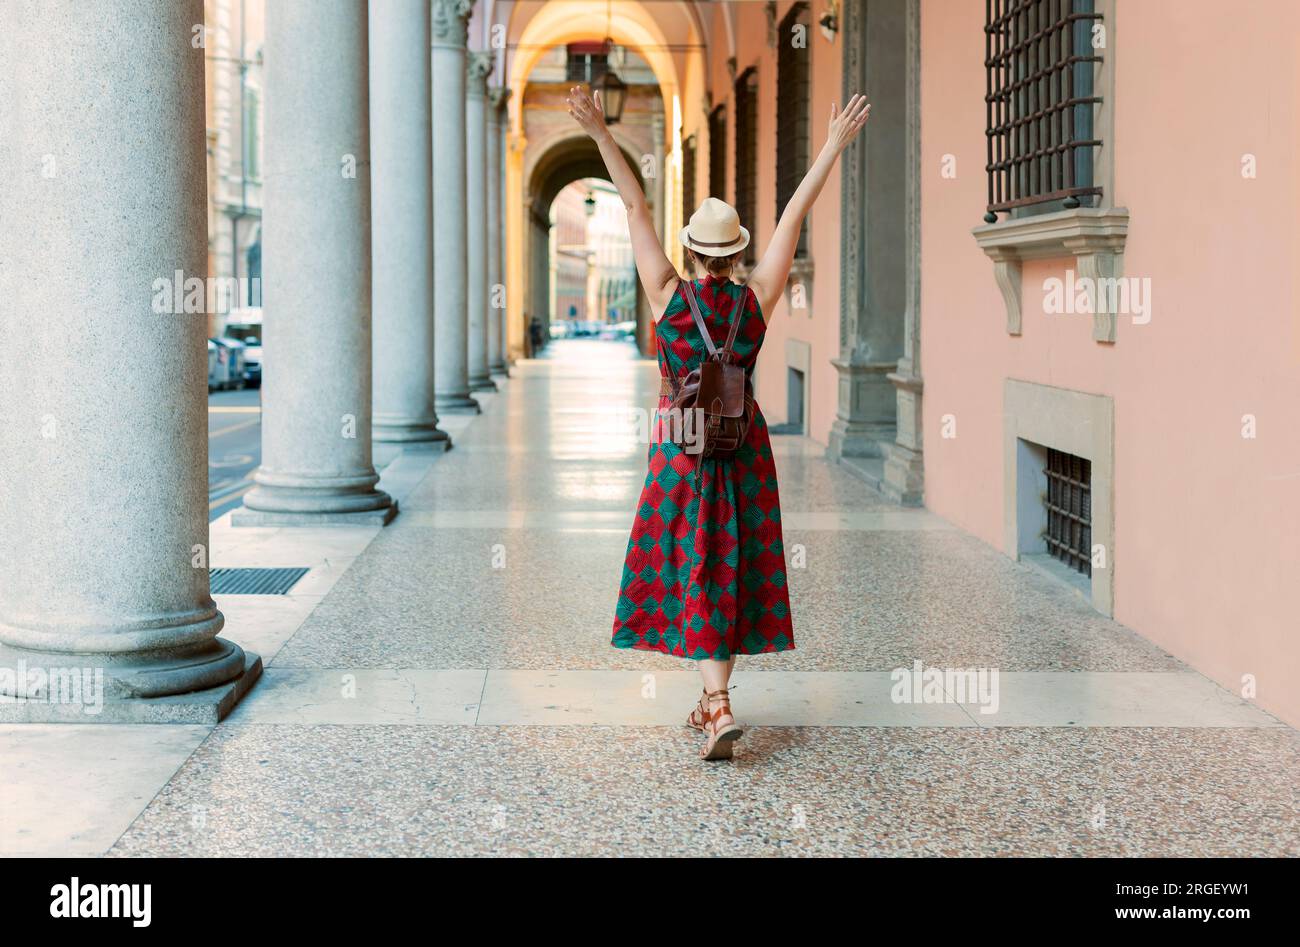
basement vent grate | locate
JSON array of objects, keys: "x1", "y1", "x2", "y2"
[
  {"x1": 1043, "y1": 448, "x2": 1092, "y2": 577},
  {"x1": 209, "y1": 567, "x2": 310, "y2": 595}
]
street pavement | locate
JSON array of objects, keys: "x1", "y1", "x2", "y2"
[{"x1": 208, "y1": 387, "x2": 262, "y2": 521}]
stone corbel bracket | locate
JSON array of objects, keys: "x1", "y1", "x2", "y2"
[{"x1": 973, "y1": 207, "x2": 1130, "y2": 342}]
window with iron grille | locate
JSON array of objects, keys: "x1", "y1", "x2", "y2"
[
  {"x1": 1044, "y1": 447, "x2": 1092, "y2": 576},
  {"x1": 983, "y1": 0, "x2": 1103, "y2": 220},
  {"x1": 733, "y1": 67, "x2": 758, "y2": 264},
  {"x1": 682, "y1": 133, "x2": 697, "y2": 218},
  {"x1": 565, "y1": 42, "x2": 608, "y2": 83},
  {"x1": 708, "y1": 104, "x2": 727, "y2": 202},
  {"x1": 776, "y1": 2, "x2": 811, "y2": 258}
]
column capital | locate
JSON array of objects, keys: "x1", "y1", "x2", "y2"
[
  {"x1": 431, "y1": 0, "x2": 473, "y2": 48},
  {"x1": 467, "y1": 50, "x2": 494, "y2": 93},
  {"x1": 488, "y1": 84, "x2": 513, "y2": 111}
]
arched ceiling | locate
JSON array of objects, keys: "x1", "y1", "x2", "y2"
[{"x1": 490, "y1": 0, "x2": 717, "y2": 135}]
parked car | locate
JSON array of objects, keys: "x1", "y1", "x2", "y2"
[
  {"x1": 599, "y1": 321, "x2": 636, "y2": 341},
  {"x1": 223, "y1": 308, "x2": 263, "y2": 387},
  {"x1": 207, "y1": 339, "x2": 220, "y2": 391},
  {"x1": 208, "y1": 337, "x2": 245, "y2": 390}
]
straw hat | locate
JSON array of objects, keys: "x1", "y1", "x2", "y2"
[{"x1": 678, "y1": 197, "x2": 750, "y2": 257}]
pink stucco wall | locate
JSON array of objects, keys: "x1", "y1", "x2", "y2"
[{"x1": 921, "y1": 0, "x2": 1300, "y2": 725}]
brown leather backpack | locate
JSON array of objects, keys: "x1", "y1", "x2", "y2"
[{"x1": 659, "y1": 278, "x2": 755, "y2": 459}]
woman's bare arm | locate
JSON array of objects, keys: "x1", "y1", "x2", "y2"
[
  {"x1": 748, "y1": 94, "x2": 871, "y2": 321},
  {"x1": 567, "y1": 85, "x2": 679, "y2": 320}
]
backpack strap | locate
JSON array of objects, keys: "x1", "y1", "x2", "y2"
[
  {"x1": 654, "y1": 332, "x2": 681, "y2": 398},
  {"x1": 722, "y1": 283, "x2": 752, "y2": 356},
  {"x1": 679, "y1": 279, "x2": 717, "y2": 358},
  {"x1": 681, "y1": 278, "x2": 751, "y2": 362}
]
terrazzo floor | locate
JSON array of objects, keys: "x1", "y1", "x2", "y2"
[
  {"x1": 109, "y1": 724, "x2": 1300, "y2": 858},
  {"x1": 10, "y1": 340, "x2": 1297, "y2": 857}
]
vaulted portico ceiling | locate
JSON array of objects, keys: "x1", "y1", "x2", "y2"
[
  {"x1": 499, "y1": 0, "x2": 703, "y2": 134},
  {"x1": 494, "y1": 1, "x2": 719, "y2": 361}
]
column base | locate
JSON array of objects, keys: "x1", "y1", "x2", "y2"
[
  {"x1": 232, "y1": 500, "x2": 398, "y2": 527},
  {"x1": 436, "y1": 393, "x2": 481, "y2": 414},
  {"x1": 0, "y1": 641, "x2": 261, "y2": 723},
  {"x1": 373, "y1": 419, "x2": 452, "y2": 448},
  {"x1": 380, "y1": 438, "x2": 451, "y2": 454},
  {"x1": 237, "y1": 469, "x2": 396, "y2": 526},
  {"x1": 882, "y1": 443, "x2": 925, "y2": 506},
  {"x1": 828, "y1": 358, "x2": 899, "y2": 460},
  {"x1": 828, "y1": 420, "x2": 898, "y2": 459},
  {"x1": 489, "y1": 361, "x2": 509, "y2": 377},
  {"x1": 883, "y1": 369, "x2": 924, "y2": 505},
  {"x1": 834, "y1": 452, "x2": 885, "y2": 492},
  {"x1": 469, "y1": 375, "x2": 498, "y2": 392}
]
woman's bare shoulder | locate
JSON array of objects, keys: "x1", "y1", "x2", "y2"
[{"x1": 652, "y1": 273, "x2": 687, "y2": 323}]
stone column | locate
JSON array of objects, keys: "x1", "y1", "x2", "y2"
[
  {"x1": 829, "y1": 0, "x2": 911, "y2": 480},
  {"x1": 508, "y1": 133, "x2": 528, "y2": 361},
  {"x1": 532, "y1": 210, "x2": 551, "y2": 353},
  {"x1": 487, "y1": 86, "x2": 512, "y2": 376},
  {"x1": 466, "y1": 51, "x2": 495, "y2": 392},
  {"x1": 432, "y1": 0, "x2": 479, "y2": 412},
  {"x1": 0, "y1": 0, "x2": 256, "y2": 717},
  {"x1": 881, "y1": 0, "x2": 926, "y2": 505},
  {"x1": 651, "y1": 113, "x2": 666, "y2": 260},
  {"x1": 370, "y1": 0, "x2": 449, "y2": 449},
  {"x1": 519, "y1": 193, "x2": 532, "y2": 357},
  {"x1": 237, "y1": 0, "x2": 395, "y2": 524}
]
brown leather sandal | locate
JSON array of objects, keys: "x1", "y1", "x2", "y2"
[
  {"x1": 686, "y1": 688, "x2": 708, "y2": 731},
  {"x1": 688, "y1": 683, "x2": 738, "y2": 731},
  {"x1": 699, "y1": 688, "x2": 744, "y2": 761}
]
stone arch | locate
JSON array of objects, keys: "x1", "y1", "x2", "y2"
[{"x1": 521, "y1": 130, "x2": 653, "y2": 354}]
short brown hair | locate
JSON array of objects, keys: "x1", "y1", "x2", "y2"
[{"x1": 686, "y1": 248, "x2": 741, "y2": 276}]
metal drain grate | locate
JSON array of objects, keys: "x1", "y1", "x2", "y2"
[{"x1": 209, "y1": 567, "x2": 310, "y2": 595}]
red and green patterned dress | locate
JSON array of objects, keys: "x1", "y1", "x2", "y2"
[{"x1": 612, "y1": 274, "x2": 795, "y2": 660}]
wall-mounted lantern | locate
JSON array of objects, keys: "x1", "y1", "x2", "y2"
[{"x1": 820, "y1": 0, "x2": 840, "y2": 43}]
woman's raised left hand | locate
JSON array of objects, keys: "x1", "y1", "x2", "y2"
[{"x1": 566, "y1": 85, "x2": 609, "y2": 141}]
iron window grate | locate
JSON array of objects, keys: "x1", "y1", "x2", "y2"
[
  {"x1": 775, "y1": 2, "x2": 812, "y2": 257},
  {"x1": 983, "y1": 0, "x2": 1104, "y2": 219},
  {"x1": 565, "y1": 43, "x2": 608, "y2": 84},
  {"x1": 1043, "y1": 448, "x2": 1092, "y2": 576},
  {"x1": 210, "y1": 567, "x2": 310, "y2": 595},
  {"x1": 708, "y1": 104, "x2": 727, "y2": 201},
  {"x1": 733, "y1": 67, "x2": 758, "y2": 264},
  {"x1": 683, "y1": 134, "x2": 697, "y2": 219}
]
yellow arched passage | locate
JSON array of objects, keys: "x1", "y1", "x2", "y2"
[{"x1": 502, "y1": 1, "x2": 700, "y2": 361}]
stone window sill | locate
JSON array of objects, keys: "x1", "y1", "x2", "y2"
[{"x1": 972, "y1": 207, "x2": 1129, "y2": 342}]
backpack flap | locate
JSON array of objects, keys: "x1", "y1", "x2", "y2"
[{"x1": 696, "y1": 360, "x2": 746, "y2": 418}]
